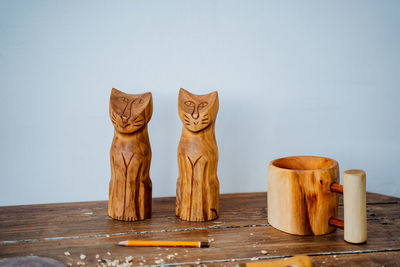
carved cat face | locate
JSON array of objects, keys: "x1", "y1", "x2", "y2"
[
  {"x1": 110, "y1": 88, "x2": 152, "y2": 134},
  {"x1": 178, "y1": 88, "x2": 219, "y2": 133}
]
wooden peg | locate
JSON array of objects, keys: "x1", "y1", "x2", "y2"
[
  {"x1": 108, "y1": 88, "x2": 153, "y2": 221},
  {"x1": 328, "y1": 217, "x2": 344, "y2": 230},
  {"x1": 330, "y1": 183, "x2": 343, "y2": 194},
  {"x1": 176, "y1": 88, "x2": 220, "y2": 221},
  {"x1": 343, "y1": 169, "x2": 367, "y2": 243}
]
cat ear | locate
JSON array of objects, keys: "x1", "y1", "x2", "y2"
[
  {"x1": 179, "y1": 88, "x2": 192, "y2": 100},
  {"x1": 140, "y1": 92, "x2": 152, "y2": 104},
  {"x1": 142, "y1": 92, "x2": 153, "y2": 122},
  {"x1": 206, "y1": 91, "x2": 218, "y2": 105},
  {"x1": 111, "y1": 88, "x2": 125, "y2": 97}
]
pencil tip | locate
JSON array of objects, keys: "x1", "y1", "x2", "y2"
[{"x1": 200, "y1": 241, "x2": 209, "y2": 248}]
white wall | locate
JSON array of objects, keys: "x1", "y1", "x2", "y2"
[{"x1": 1, "y1": 0, "x2": 399, "y2": 206}]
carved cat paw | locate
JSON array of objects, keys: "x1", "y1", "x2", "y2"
[{"x1": 124, "y1": 216, "x2": 138, "y2": 222}]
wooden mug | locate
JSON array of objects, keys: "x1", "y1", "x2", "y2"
[{"x1": 267, "y1": 156, "x2": 367, "y2": 243}]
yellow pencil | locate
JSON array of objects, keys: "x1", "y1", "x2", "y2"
[{"x1": 116, "y1": 240, "x2": 209, "y2": 248}]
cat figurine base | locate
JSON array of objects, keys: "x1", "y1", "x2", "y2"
[
  {"x1": 176, "y1": 88, "x2": 220, "y2": 221},
  {"x1": 108, "y1": 88, "x2": 152, "y2": 221}
]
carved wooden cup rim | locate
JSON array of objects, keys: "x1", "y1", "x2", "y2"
[{"x1": 270, "y1": 155, "x2": 338, "y2": 173}]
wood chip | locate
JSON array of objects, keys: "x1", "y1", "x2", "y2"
[
  {"x1": 80, "y1": 254, "x2": 86, "y2": 260},
  {"x1": 125, "y1": 256, "x2": 133, "y2": 262},
  {"x1": 64, "y1": 251, "x2": 71, "y2": 256}
]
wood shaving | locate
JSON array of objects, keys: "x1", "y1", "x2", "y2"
[
  {"x1": 125, "y1": 256, "x2": 133, "y2": 262},
  {"x1": 96, "y1": 254, "x2": 100, "y2": 259},
  {"x1": 261, "y1": 250, "x2": 267, "y2": 254},
  {"x1": 80, "y1": 254, "x2": 86, "y2": 260},
  {"x1": 64, "y1": 251, "x2": 71, "y2": 256}
]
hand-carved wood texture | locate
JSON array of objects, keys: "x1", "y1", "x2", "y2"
[
  {"x1": 176, "y1": 88, "x2": 220, "y2": 221},
  {"x1": 108, "y1": 88, "x2": 153, "y2": 221},
  {"x1": 267, "y1": 156, "x2": 340, "y2": 235}
]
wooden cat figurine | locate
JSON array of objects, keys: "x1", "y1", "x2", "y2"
[
  {"x1": 176, "y1": 88, "x2": 220, "y2": 221},
  {"x1": 108, "y1": 88, "x2": 153, "y2": 221}
]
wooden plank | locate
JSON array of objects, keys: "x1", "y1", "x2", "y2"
[
  {"x1": 0, "y1": 202, "x2": 399, "y2": 266},
  {"x1": 0, "y1": 192, "x2": 399, "y2": 266},
  {"x1": 0, "y1": 192, "x2": 398, "y2": 243},
  {"x1": 0, "y1": 193, "x2": 267, "y2": 242}
]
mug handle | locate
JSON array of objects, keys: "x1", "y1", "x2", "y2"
[{"x1": 328, "y1": 169, "x2": 367, "y2": 244}]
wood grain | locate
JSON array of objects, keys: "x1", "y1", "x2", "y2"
[
  {"x1": 267, "y1": 156, "x2": 340, "y2": 235},
  {"x1": 176, "y1": 88, "x2": 220, "y2": 221},
  {"x1": 108, "y1": 88, "x2": 153, "y2": 221},
  {"x1": 0, "y1": 192, "x2": 399, "y2": 266}
]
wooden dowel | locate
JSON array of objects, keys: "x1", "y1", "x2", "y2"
[
  {"x1": 330, "y1": 183, "x2": 343, "y2": 194},
  {"x1": 343, "y1": 169, "x2": 367, "y2": 244},
  {"x1": 329, "y1": 217, "x2": 344, "y2": 230}
]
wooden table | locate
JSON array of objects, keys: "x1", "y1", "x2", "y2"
[{"x1": 0, "y1": 192, "x2": 399, "y2": 266}]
